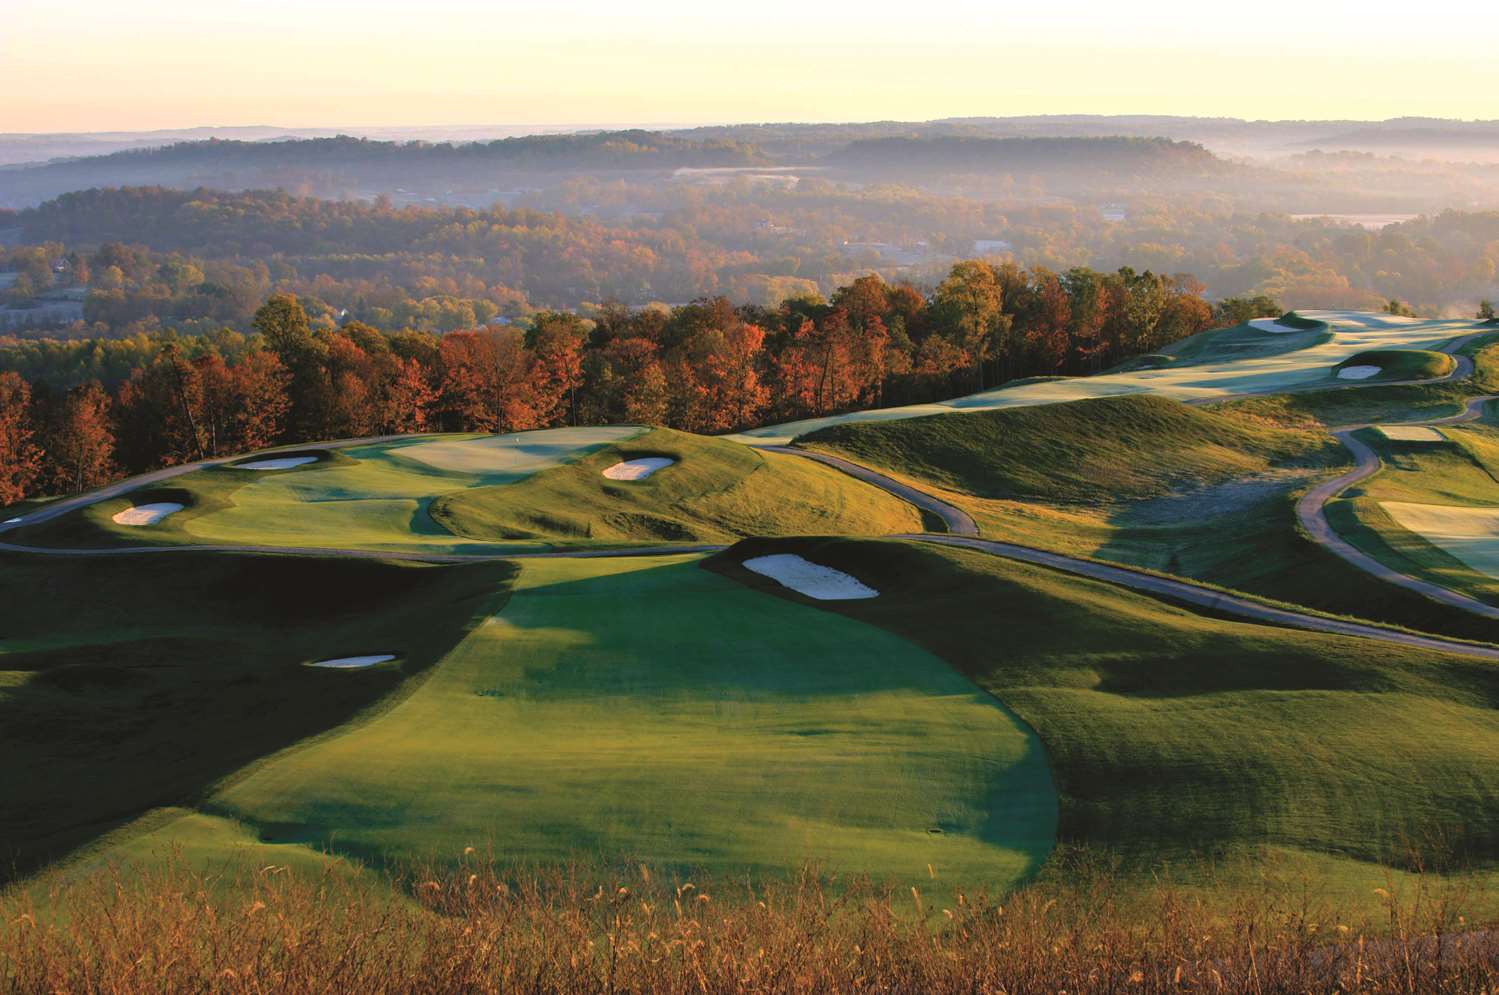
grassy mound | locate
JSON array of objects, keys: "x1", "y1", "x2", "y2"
[
  {"x1": 1275, "y1": 310, "x2": 1326, "y2": 331},
  {"x1": 1335, "y1": 349, "x2": 1455, "y2": 381},
  {"x1": 432, "y1": 427, "x2": 922, "y2": 543},
  {"x1": 205, "y1": 553, "x2": 1054, "y2": 888},
  {"x1": 711, "y1": 537, "x2": 1499, "y2": 875},
  {"x1": 1152, "y1": 315, "x2": 1329, "y2": 366},
  {"x1": 796, "y1": 394, "x2": 1338, "y2": 505},
  {"x1": 0, "y1": 551, "x2": 513, "y2": 880}
]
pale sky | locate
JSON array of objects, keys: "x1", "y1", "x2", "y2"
[{"x1": 4, "y1": 0, "x2": 1497, "y2": 132}]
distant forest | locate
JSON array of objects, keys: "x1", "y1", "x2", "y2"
[{"x1": 2, "y1": 186, "x2": 1497, "y2": 338}]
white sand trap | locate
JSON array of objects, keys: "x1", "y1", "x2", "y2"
[
  {"x1": 743, "y1": 554, "x2": 878, "y2": 600},
  {"x1": 308, "y1": 654, "x2": 396, "y2": 669},
  {"x1": 3, "y1": 517, "x2": 19, "y2": 525},
  {"x1": 1337, "y1": 365, "x2": 1381, "y2": 380},
  {"x1": 602, "y1": 457, "x2": 675, "y2": 480},
  {"x1": 1249, "y1": 318, "x2": 1300, "y2": 334},
  {"x1": 111, "y1": 502, "x2": 184, "y2": 526},
  {"x1": 232, "y1": 455, "x2": 319, "y2": 471},
  {"x1": 1375, "y1": 425, "x2": 1446, "y2": 443}
]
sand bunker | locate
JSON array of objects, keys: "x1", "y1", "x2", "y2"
[
  {"x1": 232, "y1": 455, "x2": 319, "y2": 471},
  {"x1": 1375, "y1": 425, "x2": 1446, "y2": 443},
  {"x1": 308, "y1": 654, "x2": 397, "y2": 669},
  {"x1": 743, "y1": 554, "x2": 878, "y2": 600},
  {"x1": 111, "y1": 502, "x2": 184, "y2": 526},
  {"x1": 1337, "y1": 365, "x2": 1381, "y2": 380},
  {"x1": 1249, "y1": 318, "x2": 1300, "y2": 334},
  {"x1": 602, "y1": 457, "x2": 675, "y2": 480}
]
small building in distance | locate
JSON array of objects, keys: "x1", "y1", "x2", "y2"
[{"x1": 973, "y1": 239, "x2": 1013, "y2": 256}]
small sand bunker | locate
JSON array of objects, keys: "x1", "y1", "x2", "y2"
[
  {"x1": 1376, "y1": 425, "x2": 1446, "y2": 443},
  {"x1": 2, "y1": 517, "x2": 20, "y2": 525},
  {"x1": 112, "y1": 502, "x2": 184, "y2": 526},
  {"x1": 602, "y1": 457, "x2": 675, "y2": 481},
  {"x1": 232, "y1": 455, "x2": 319, "y2": 471},
  {"x1": 743, "y1": 554, "x2": 878, "y2": 600},
  {"x1": 1249, "y1": 318, "x2": 1299, "y2": 334},
  {"x1": 1337, "y1": 365, "x2": 1381, "y2": 380},
  {"x1": 308, "y1": 654, "x2": 396, "y2": 669}
]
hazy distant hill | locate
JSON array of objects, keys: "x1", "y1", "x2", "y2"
[
  {"x1": 823, "y1": 135, "x2": 1228, "y2": 177},
  {"x1": 0, "y1": 131, "x2": 766, "y2": 209}
]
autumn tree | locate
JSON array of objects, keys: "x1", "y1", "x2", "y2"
[
  {"x1": 43, "y1": 381, "x2": 116, "y2": 493},
  {"x1": 0, "y1": 372, "x2": 44, "y2": 505}
]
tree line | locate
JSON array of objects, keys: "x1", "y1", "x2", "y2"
[{"x1": 0, "y1": 261, "x2": 1226, "y2": 505}]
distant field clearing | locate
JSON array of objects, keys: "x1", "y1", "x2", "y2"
[
  {"x1": 1374, "y1": 425, "x2": 1446, "y2": 443},
  {"x1": 232, "y1": 456, "x2": 319, "y2": 471},
  {"x1": 1382, "y1": 501, "x2": 1499, "y2": 578},
  {"x1": 111, "y1": 502, "x2": 184, "y2": 526},
  {"x1": 744, "y1": 554, "x2": 879, "y2": 600},
  {"x1": 602, "y1": 457, "x2": 674, "y2": 480},
  {"x1": 1337, "y1": 365, "x2": 1381, "y2": 380}
]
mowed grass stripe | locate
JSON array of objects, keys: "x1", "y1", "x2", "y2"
[{"x1": 207, "y1": 554, "x2": 1055, "y2": 887}]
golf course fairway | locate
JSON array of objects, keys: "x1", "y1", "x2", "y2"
[{"x1": 207, "y1": 554, "x2": 1055, "y2": 887}]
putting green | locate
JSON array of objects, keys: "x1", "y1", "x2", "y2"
[
  {"x1": 1374, "y1": 425, "x2": 1446, "y2": 443},
  {"x1": 729, "y1": 310, "x2": 1478, "y2": 444},
  {"x1": 393, "y1": 426, "x2": 644, "y2": 476},
  {"x1": 1381, "y1": 501, "x2": 1499, "y2": 578},
  {"x1": 208, "y1": 554, "x2": 1055, "y2": 887}
]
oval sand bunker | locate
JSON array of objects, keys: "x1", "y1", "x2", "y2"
[
  {"x1": 232, "y1": 455, "x2": 319, "y2": 471},
  {"x1": 112, "y1": 502, "x2": 185, "y2": 526},
  {"x1": 1337, "y1": 365, "x2": 1381, "y2": 380},
  {"x1": 308, "y1": 654, "x2": 396, "y2": 669},
  {"x1": 602, "y1": 457, "x2": 675, "y2": 480},
  {"x1": 743, "y1": 554, "x2": 878, "y2": 600}
]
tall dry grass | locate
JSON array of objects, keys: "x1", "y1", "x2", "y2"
[{"x1": 4, "y1": 852, "x2": 1498, "y2": 994}]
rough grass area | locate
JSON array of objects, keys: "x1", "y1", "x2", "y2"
[
  {"x1": 202, "y1": 553, "x2": 1053, "y2": 889},
  {"x1": 0, "y1": 551, "x2": 513, "y2": 881},
  {"x1": 432, "y1": 427, "x2": 922, "y2": 543},
  {"x1": 797, "y1": 394, "x2": 1339, "y2": 506},
  {"x1": 710, "y1": 538, "x2": 1499, "y2": 880},
  {"x1": 1334, "y1": 349, "x2": 1455, "y2": 381},
  {"x1": 7, "y1": 853, "x2": 1499, "y2": 994}
]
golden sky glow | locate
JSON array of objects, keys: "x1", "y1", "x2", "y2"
[{"x1": 3, "y1": 0, "x2": 1497, "y2": 132}]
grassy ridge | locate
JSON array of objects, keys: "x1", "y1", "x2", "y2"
[
  {"x1": 1335, "y1": 348, "x2": 1456, "y2": 381},
  {"x1": 433, "y1": 427, "x2": 922, "y2": 543},
  {"x1": 710, "y1": 538, "x2": 1499, "y2": 875},
  {"x1": 0, "y1": 551, "x2": 514, "y2": 880},
  {"x1": 797, "y1": 394, "x2": 1339, "y2": 505}
]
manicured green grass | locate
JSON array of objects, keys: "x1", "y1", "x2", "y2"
[
  {"x1": 1334, "y1": 349, "x2": 1455, "y2": 381},
  {"x1": 206, "y1": 554, "x2": 1054, "y2": 889},
  {"x1": 432, "y1": 427, "x2": 923, "y2": 544},
  {"x1": 0, "y1": 551, "x2": 513, "y2": 881},
  {"x1": 710, "y1": 538, "x2": 1499, "y2": 882},
  {"x1": 11, "y1": 430, "x2": 646, "y2": 555}
]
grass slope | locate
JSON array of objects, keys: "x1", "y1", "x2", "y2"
[
  {"x1": 433, "y1": 427, "x2": 922, "y2": 543},
  {"x1": 207, "y1": 554, "x2": 1054, "y2": 888},
  {"x1": 797, "y1": 394, "x2": 1337, "y2": 505},
  {"x1": 0, "y1": 551, "x2": 513, "y2": 881},
  {"x1": 710, "y1": 538, "x2": 1499, "y2": 881}
]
